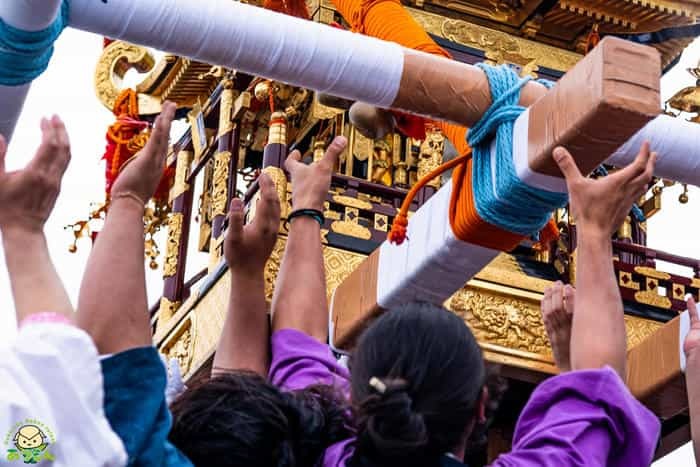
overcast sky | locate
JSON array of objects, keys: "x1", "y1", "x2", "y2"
[{"x1": 0, "y1": 28, "x2": 698, "y2": 465}]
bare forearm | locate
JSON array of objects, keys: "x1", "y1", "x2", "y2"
[
  {"x1": 3, "y1": 229, "x2": 72, "y2": 323},
  {"x1": 686, "y1": 352, "x2": 700, "y2": 463},
  {"x1": 570, "y1": 231, "x2": 627, "y2": 378},
  {"x1": 76, "y1": 198, "x2": 151, "y2": 354},
  {"x1": 271, "y1": 217, "x2": 327, "y2": 342},
  {"x1": 213, "y1": 272, "x2": 269, "y2": 376}
]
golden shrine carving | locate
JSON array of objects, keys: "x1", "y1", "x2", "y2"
[
  {"x1": 163, "y1": 213, "x2": 184, "y2": 278},
  {"x1": 212, "y1": 151, "x2": 232, "y2": 217},
  {"x1": 171, "y1": 151, "x2": 192, "y2": 201},
  {"x1": 159, "y1": 314, "x2": 196, "y2": 376},
  {"x1": 408, "y1": 7, "x2": 582, "y2": 73},
  {"x1": 449, "y1": 287, "x2": 550, "y2": 355},
  {"x1": 331, "y1": 220, "x2": 373, "y2": 240},
  {"x1": 94, "y1": 41, "x2": 159, "y2": 112},
  {"x1": 418, "y1": 128, "x2": 446, "y2": 188},
  {"x1": 158, "y1": 296, "x2": 182, "y2": 330},
  {"x1": 332, "y1": 195, "x2": 373, "y2": 211}
]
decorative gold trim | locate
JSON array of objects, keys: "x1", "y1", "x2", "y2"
[
  {"x1": 331, "y1": 220, "x2": 372, "y2": 240},
  {"x1": 170, "y1": 151, "x2": 193, "y2": 201},
  {"x1": 619, "y1": 271, "x2": 640, "y2": 290},
  {"x1": 159, "y1": 312, "x2": 196, "y2": 376},
  {"x1": 212, "y1": 151, "x2": 232, "y2": 217},
  {"x1": 218, "y1": 82, "x2": 237, "y2": 138},
  {"x1": 408, "y1": 7, "x2": 582, "y2": 73},
  {"x1": 189, "y1": 103, "x2": 208, "y2": 162},
  {"x1": 163, "y1": 213, "x2": 184, "y2": 278},
  {"x1": 634, "y1": 266, "x2": 672, "y2": 280},
  {"x1": 672, "y1": 283, "x2": 686, "y2": 300},
  {"x1": 94, "y1": 41, "x2": 157, "y2": 111},
  {"x1": 374, "y1": 214, "x2": 389, "y2": 232},
  {"x1": 262, "y1": 166, "x2": 288, "y2": 219},
  {"x1": 692, "y1": 277, "x2": 700, "y2": 289},
  {"x1": 635, "y1": 290, "x2": 672, "y2": 309},
  {"x1": 158, "y1": 296, "x2": 182, "y2": 330},
  {"x1": 332, "y1": 195, "x2": 373, "y2": 211}
]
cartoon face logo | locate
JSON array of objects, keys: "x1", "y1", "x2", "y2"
[
  {"x1": 5, "y1": 423, "x2": 54, "y2": 464},
  {"x1": 14, "y1": 426, "x2": 46, "y2": 451}
]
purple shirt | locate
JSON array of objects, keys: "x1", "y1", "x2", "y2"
[{"x1": 269, "y1": 329, "x2": 660, "y2": 467}]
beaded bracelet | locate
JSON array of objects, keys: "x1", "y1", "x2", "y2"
[{"x1": 287, "y1": 208, "x2": 325, "y2": 227}]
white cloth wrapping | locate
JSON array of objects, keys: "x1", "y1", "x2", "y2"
[
  {"x1": 376, "y1": 180, "x2": 499, "y2": 308},
  {"x1": 0, "y1": 0, "x2": 62, "y2": 140},
  {"x1": 513, "y1": 112, "x2": 700, "y2": 193},
  {"x1": 0, "y1": 322, "x2": 127, "y2": 466},
  {"x1": 68, "y1": 0, "x2": 403, "y2": 107}
]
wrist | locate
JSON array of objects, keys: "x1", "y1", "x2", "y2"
[
  {"x1": 686, "y1": 347, "x2": 700, "y2": 366},
  {"x1": 576, "y1": 226, "x2": 611, "y2": 248},
  {"x1": 110, "y1": 196, "x2": 146, "y2": 216},
  {"x1": 230, "y1": 269, "x2": 265, "y2": 287},
  {"x1": 2, "y1": 227, "x2": 45, "y2": 247}
]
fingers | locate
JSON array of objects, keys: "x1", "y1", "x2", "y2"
[
  {"x1": 0, "y1": 134, "x2": 6, "y2": 174},
  {"x1": 542, "y1": 285, "x2": 552, "y2": 318},
  {"x1": 50, "y1": 115, "x2": 71, "y2": 175},
  {"x1": 319, "y1": 136, "x2": 347, "y2": 171},
  {"x1": 31, "y1": 116, "x2": 71, "y2": 180},
  {"x1": 564, "y1": 284, "x2": 575, "y2": 316},
  {"x1": 553, "y1": 147, "x2": 583, "y2": 188},
  {"x1": 145, "y1": 101, "x2": 176, "y2": 165},
  {"x1": 226, "y1": 197, "x2": 245, "y2": 248},
  {"x1": 255, "y1": 173, "x2": 281, "y2": 233},
  {"x1": 688, "y1": 296, "x2": 699, "y2": 326}
]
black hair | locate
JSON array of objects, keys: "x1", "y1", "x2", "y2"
[
  {"x1": 169, "y1": 370, "x2": 350, "y2": 467},
  {"x1": 348, "y1": 302, "x2": 486, "y2": 467}
]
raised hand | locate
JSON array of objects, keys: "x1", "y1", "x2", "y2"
[
  {"x1": 224, "y1": 173, "x2": 281, "y2": 276},
  {"x1": 285, "y1": 136, "x2": 347, "y2": 211},
  {"x1": 553, "y1": 142, "x2": 655, "y2": 239},
  {"x1": 111, "y1": 101, "x2": 176, "y2": 205},
  {"x1": 0, "y1": 116, "x2": 71, "y2": 234},
  {"x1": 684, "y1": 297, "x2": 700, "y2": 359},
  {"x1": 541, "y1": 281, "x2": 575, "y2": 372}
]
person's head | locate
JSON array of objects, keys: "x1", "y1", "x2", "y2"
[
  {"x1": 349, "y1": 302, "x2": 486, "y2": 467},
  {"x1": 169, "y1": 371, "x2": 349, "y2": 467}
]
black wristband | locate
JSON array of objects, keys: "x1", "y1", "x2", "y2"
[{"x1": 287, "y1": 208, "x2": 325, "y2": 227}]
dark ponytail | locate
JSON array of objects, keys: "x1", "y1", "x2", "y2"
[
  {"x1": 349, "y1": 302, "x2": 486, "y2": 467},
  {"x1": 169, "y1": 371, "x2": 350, "y2": 467}
]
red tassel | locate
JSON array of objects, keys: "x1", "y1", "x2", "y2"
[{"x1": 388, "y1": 214, "x2": 409, "y2": 245}]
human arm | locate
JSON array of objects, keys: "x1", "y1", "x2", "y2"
[
  {"x1": 0, "y1": 117, "x2": 73, "y2": 323},
  {"x1": 553, "y1": 142, "x2": 655, "y2": 380},
  {"x1": 76, "y1": 102, "x2": 176, "y2": 355},
  {"x1": 212, "y1": 173, "x2": 280, "y2": 377},
  {"x1": 682, "y1": 297, "x2": 700, "y2": 463},
  {"x1": 270, "y1": 136, "x2": 346, "y2": 342}
]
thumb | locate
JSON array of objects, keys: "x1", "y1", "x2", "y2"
[
  {"x1": 226, "y1": 198, "x2": 245, "y2": 246},
  {"x1": 284, "y1": 150, "x2": 302, "y2": 173},
  {"x1": 553, "y1": 146, "x2": 583, "y2": 186},
  {"x1": 0, "y1": 135, "x2": 6, "y2": 174},
  {"x1": 321, "y1": 136, "x2": 347, "y2": 170},
  {"x1": 688, "y1": 295, "x2": 699, "y2": 326},
  {"x1": 145, "y1": 101, "x2": 176, "y2": 163}
]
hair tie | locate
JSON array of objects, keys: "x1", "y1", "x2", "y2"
[{"x1": 369, "y1": 377, "x2": 387, "y2": 395}]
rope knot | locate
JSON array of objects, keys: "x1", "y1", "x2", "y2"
[{"x1": 388, "y1": 214, "x2": 408, "y2": 245}]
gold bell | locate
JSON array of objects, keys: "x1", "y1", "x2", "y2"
[
  {"x1": 68, "y1": 244, "x2": 77, "y2": 253},
  {"x1": 254, "y1": 81, "x2": 271, "y2": 102},
  {"x1": 680, "y1": 184, "x2": 689, "y2": 204}
]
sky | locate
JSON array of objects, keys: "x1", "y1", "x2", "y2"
[{"x1": 0, "y1": 28, "x2": 698, "y2": 465}]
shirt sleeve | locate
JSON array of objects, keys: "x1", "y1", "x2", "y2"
[
  {"x1": 269, "y1": 329, "x2": 351, "y2": 397},
  {"x1": 491, "y1": 367, "x2": 660, "y2": 467},
  {"x1": 0, "y1": 321, "x2": 127, "y2": 467}
]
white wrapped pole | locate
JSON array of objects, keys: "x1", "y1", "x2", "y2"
[{"x1": 0, "y1": 0, "x2": 62, "y2": 140}]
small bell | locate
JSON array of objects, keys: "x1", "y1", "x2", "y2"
[
  {"x1": 680, "y1": 184, "x2": 689, "y2": 204},
  {"x1": 68, "y1": 244, "x2": 77, "y2": 253},
  {"x1": 254, "y1": 81, "x2": 272, "y2": 102},
  {"x1": 149, "y1": 259, "x2": 159, "y2": 270}
]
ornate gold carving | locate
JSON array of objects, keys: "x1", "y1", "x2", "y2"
[
  {"x1": 94, "y1": 41, "x2": 157, "y2": 111},
  {"x1": 624, "y1": 315, "x2": 664, "y2": 349},
  {"x1": 171, "y1": 151, "x2": 193, "y2": 201},
  {"x1": 450, "y1": 288, "x2": 549, "y2": 354},
  {"x1": 268, "y1": 112, "x2": 288, "y2": 145},
  {"x1": 418, "y1": 129, "x2": 446, "y2": 188},
  {"x1": 619, "y1": 271, "x2": 640, "y2": 290},
  {"x1": 634, "y1": 266, "x2": 672, "y2": 280},
  {"x1": 198, "y1": 160, "x2": 214, "y2": 252},
  {"x1": 262, "y1": 166, "x2": 288, "y2": 219},
  {"x1": 159, "y1": 314, "x2": 195, "y2": 376},
  {"x1": 374, "y1": 214, "x2": 389, "y2": 232},
  {"x1": 352, "y1": 128, "x2": 371, "y2": 162},
  {"x1": 218, "y1": 83, "x2": 236, "y2": 138},
  {"x1": 474, "y1": 253, "x2": 552, "y2": 293},
  {"x1": 158, "y1": 296, "x2": 182, "y2": 330},
  {"x1": 189, "y1": 103, "x2": 208, "y2": 162},
  {"x1": 408, "y1": 7, "x2": 581, "y2": 73},
  {"x1": 332, "y1": 195, "x2": 373, "y2": 211},
  {"x1": 635, "y1": 290, "x2": 672, "y2": 309},
  {"x1": 331, "y1": 220, "x2": 372, "y2": 240},
  {"x1": 672, "y1": 283, "x2": 687, "y2": 300},
  {"x1": 692, "y1": 277, "x2": 700, "y2": 289},
  {"x1": 370, "y1": 140, "x2": 393, "y2": 186},
  {"x1": 312, "y1": 93, "x2": 345, "y2": 119},
  {"x1": 212, "y1": 151, "x2": 232, "y2": 217},
  {"x1": 163, "y1": 213, "x2": 184, "y2": 278}
]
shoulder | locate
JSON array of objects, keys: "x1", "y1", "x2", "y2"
[{"x1": 269, "y1": 329, "x2": 350, "y2": 395}]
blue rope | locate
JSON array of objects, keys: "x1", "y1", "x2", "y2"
[
  {"x1": 0, "y1": 0, "x2": 70, "y2": 86},
  {"x1": 468, "y1": 64, "x2": 568, "y2": 236}
]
